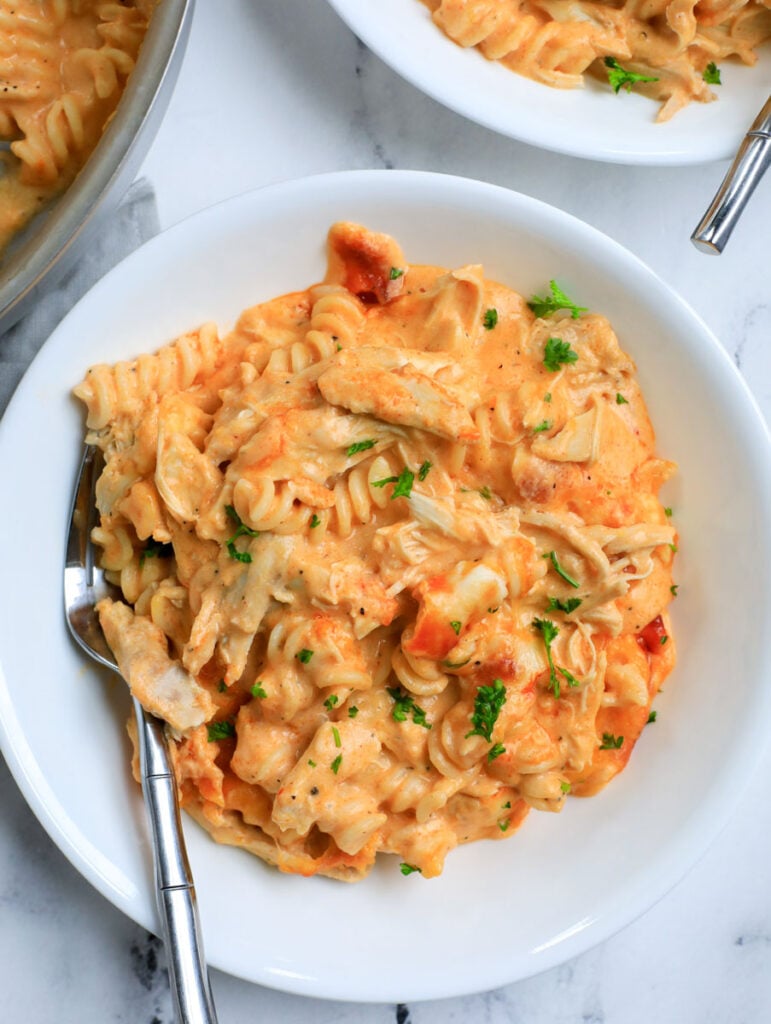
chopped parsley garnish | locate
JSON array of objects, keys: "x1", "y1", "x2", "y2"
[
  {"x1": 533, "y1": 419, "x2": 552, "y2": 433},
  {"x1": 307, "y1": 759, "x2": 317, "y2": 767},
  {"x1": 418, "y1": 460, "x2": 432, "y2": 481},
  {"x1": 483, "y1": 307, "x2": 498, "y2": 330},
  {"x1": 330, "y1": 754, "x2": 343, "y2": 774},
  {"x1": 560, "y1": 781, "x2": 571, "y2": 794},
  {"x1": 442, "y1": 657, "x2": 472, "y2": 669},
  {"x1": 543, "y1": 336, "x2": 579, "y2": 372},
  {"x1": 498, "y1": 819, "x2": 510, "y2": 832},
  {"x1": 670, "y1": 584, "x2": 679, "y2": 596},
  {"x1": 488, "y1": 742, "x2": 506, "y2": 762},
  {"x1": 502, "y1": 801, "x2": 511, "y2": 809},
  {"x1": 250, "y1": 682, "x2": 267, "y2": 699},
  {"x1": 296, "y1": 648, "x2": 314, "y2": 664},
  {"x1": 400, "y1": 863, "x2": 422, "y2": 876},
  {"x1": 332, "y1": 726, "x2": 342, "y2": 748},
  {"x1": 669, "y1": 542, "x2": 678, "y2": 553},
  {"x1": 139, "y1": 539, "x2": 173, "y2": 566},
  {"x1": 703, "y1": 62, "x2": 721, "y2": 85},
  {"x1": 664, "y1": 506, "x2": 673, "y2": 517},
  {"x1": 346, "y1": 439, "x2": 376, "y2": 457},
  {"x1": 528, "y1": 281, "x2": 587, "y2": 320},
  {"x1": 207, "y1": 721, "x2": 235, "y2": 742},
  {"x1": 310, "y1": 513, "x2": 321, "y2": 529},
  {"x1": 547, "y1": 550, "x2": 580, "y2": 588},
  {"x1": 544, "y1": 392, "x2": 552, "y2": 403},
  {"x1": 389, "y1": 266, "x2": 405, "y2": 280},
  {"x1": 450, "y1": 620, "x2": 462, "y2": 635},
  {"x1": 324, "y1": 694, "x2": 339, "y2": 711},
  {"x1": 487, "y1": 606, "x2": 499, "y2": 614},
  {"x1": 533, "y1": 618, "x2": 580, "y2": 699},
  {"x1": 373, "y1": 466, "x2": 415, "y2": 499},
  {"x1": 660, "y1": 635, "x2": 669, "y2": 645},
  {"x1": 224, "y1": 504, "x2": 259, "y2": 563},
  {"x1": 547, "y1": 596, "x2": 582, "y2": 615},
  {"x1": 217, "y1": 680, "x2": 227, "y2": 693},
  {"x1": 604, "y1": 56, "x2": 659, "y2": 94},
  {"x1": 348, "y1": 706, "x2": 359, "y2": 718},
  {"x1": 466, "y1": 678, "x2": 507, "y2": 743},
  {"x1": 647, "y1": 710, "x2": 657, "y2": 724},
  {"x1": 478, "y1": 485, "x2": 492, "y2": 500},
  {"x1": 600, "y1": 732, "x2": 624, "y2": 750},
  {"x1": 616, "y1": 392, "x2": 629, "y2": 405},
  {"x1": 387, "y1": 687, "x2": 432, "y2": 729}
]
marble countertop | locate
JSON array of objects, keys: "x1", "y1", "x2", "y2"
[{"x1": 2, "y1": 2, "x2": 770, "y2": 1021}]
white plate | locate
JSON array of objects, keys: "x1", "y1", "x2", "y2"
[
  {"x1": 326, "y1": 0, "x2": 771, "y2": 164},
  {"x1": 1, "y1": 170, "x2": 770, "y2": 1002}
]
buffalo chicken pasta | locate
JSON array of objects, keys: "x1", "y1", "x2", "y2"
[
  {"x1": 0, "y1": 0, "x2": 156, "y2": 254},
  {"x1": 74, "y1": 224, "x2": 677, "y2": 882},
  {"x1": 423, "y1": 0, "x2": 771, "y2": 122}
]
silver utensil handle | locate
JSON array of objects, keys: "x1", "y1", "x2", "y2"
[
  {"x1": 691, "y1": 97, "x2": 771, "y2": 254},
  {"x1": 134, "y1": 699, "x2": 219, "y2": 1024}
]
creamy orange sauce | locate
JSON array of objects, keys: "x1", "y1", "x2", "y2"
[
  {"x1": 0, "y1": 0, "x2": 155, "y2": 254},
  {"x1": 75, "y1": 223, "x2": 677, "y2": 881}
]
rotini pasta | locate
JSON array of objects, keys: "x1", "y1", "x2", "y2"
[
  {"x1": 76, "y1": 222, "x2": 678, "y2": 882},
  {"x1": 423, "y1": 0, "x2": 771, "y2": 121},
  {"x1": 0, "y1": 0, "x2": 155, "y2": 253}
]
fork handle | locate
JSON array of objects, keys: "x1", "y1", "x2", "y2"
[{"x1": 134, "y1": 699, "x2": 219, "y2": 1024}]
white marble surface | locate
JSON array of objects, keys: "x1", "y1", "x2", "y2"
[{"x1": 2, "y1": 2, "x2": 771, "y2": 1021}]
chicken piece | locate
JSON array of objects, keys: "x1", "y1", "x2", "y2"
[
  {"x1": 325, "y1": 221, "x2": 407, "y2": 305},
  {"x1": 317, "y1": 347, "x2": 479, "y2": 441},
  {"x1": 97, "y1": 598, "x2": 215, "y2": 732}
]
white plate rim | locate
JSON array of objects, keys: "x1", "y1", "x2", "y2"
[{"x1": 324, "y1": 0, "x2": 771, "y2": 165}]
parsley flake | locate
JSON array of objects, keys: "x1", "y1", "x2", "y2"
[
  {"x1": 600, "y1": 732, "x2": 624, "y2": 750},
  {"x1": 488, "y1": 742, "x2": 506, "y2": 762},
  {"x1": 387, "y1": 687, "x2": 432, "y2": 729},
  {"x1": 310, "y1": 513, "x2": 321, "y2": 529},
  {"x1": 703, "y1": 62, "x2": 721, "y2": 85},
  {"x1": 331, "y1": 754, "x2": 343, "y2": 774},
  {"x1": 418, "y1": 460, "x2": 432, "y2": 481},
  {"x1": 348, "y1": 706, "x2": 359, "y2": 718},
  {"x1": 547, "y1": 550, "x2": 580, "y2": 588},
  {"x1": 250, "y1": 682, "x2": 267, "y2": 699},
  {"x1": 543, "y1": 336, "x2": 579, "y2": 372},
  {"x1": 450, "y1": 620, "x2": 462, "y2": 635},
  {"x1": 528, "y1": 281, "x2": 587, "y2": 320},
  {"x1": 533, "y1": 618, "x2": 562, "y2": 698},
  {"x1": 217, "y1": 680, "x2": 227, "y2": 693},
  {"x1": 604, "y1": 56, "x2": 659, "y2": 94},
  {"x1": 483, "y1": 307, "x2": 498, "y2": 330},
  {"x1": 296, "y1": 648, "x2": 314, "y2": 664},
  {"x1": 547, "y1": 596, "x2": 582, "y2": 615},
  {"x1": 400, "y1": 863, "x2": 422, "y2": 876},
  {"x1": 498, "y1": 819, "x2": 510, "y2": 832},
  {"x1": 389, "y1": 266, "x2": 405, "y2": 280},
  {"x1": 207, "y1": 721, "x2": 235, "y2": 742},
  {"x1": 466, "y1": 678, "x2": 507, "y2": 743},
  {"x1": 533, "y1": 419, "x2": 552, "y2": 433},
  {"x1": 346, "y1": 439, "x2": 376, "y2": 457},
  {"x1": 647, "y1": 710, "x2": 658, "y2": 724},
  {"x1": 224, "y1": 504, "x2": 259, "y2": 563},
  {"x1": 560, "y1": 781, "x2": 571, "y2": 794},
  {"x1": 324, "y1": 694, "x2": 339, "y2": 711},
  {"x1": 478, "y1": 485, "x2": 492, "y2": 500},
  {"x1": 373, "y1": 467, "x2": 415, "y2": 499},
  {"x1": 616, "y1": 392, "x2": 629, "y2": 405}
]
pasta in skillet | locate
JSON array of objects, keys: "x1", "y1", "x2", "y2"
[
  {"x1": 74, "y1": 223, "x2": 678, "y2": 882},
  {"x1": 0, "y1": 0, "x2": 156, "y2": 254},
  {"x1": 423, "y1": 0, "x2": 771, "y2": 121}
]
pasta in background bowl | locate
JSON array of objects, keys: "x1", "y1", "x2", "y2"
[
  {"x1": 325, "y1": 0, "x2": 771, "y2": 163},
  {"x1": 0, "y1": 170, "x2": 770, "y2": 999}
]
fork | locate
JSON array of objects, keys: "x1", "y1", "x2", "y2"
[{"x1": 64, "y1": 444, "x2": 219, "y2": 1024}]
